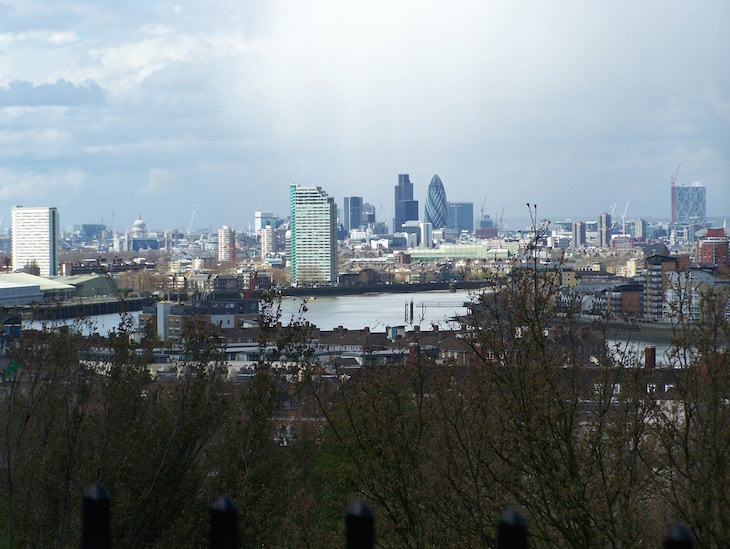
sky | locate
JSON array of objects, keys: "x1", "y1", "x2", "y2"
[{"x1": 0, "y1": 1, "x2": 728, "y2": 233}]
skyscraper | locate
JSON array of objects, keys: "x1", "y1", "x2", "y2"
[
  {"x1": 424, "y1": 174, "x2": 448, "y2": 229},
  {"x1": 343, "y1": 196, "x2": 363, "y2": 231},
  {"x1": 572, "y1": 221, "x2": 586, "y2": 247},
  {"x1": 217, "y1": 225, "x2": 235, "y2": 263},
  {"x1": 447, "y1": 202, "x2": 474, "y2": 233},
  {"x1": 674, "y1": 182, "x2": 706, "y2": 226},
  {"x1": 290, "y1": 184, "x2": 337, "y2": 286},
  {"x1": 598, "y1": 212, "x2": 612, "y2": 248},
  {"x1": 394, "y1": 174, "x2": 419, "y2": 232},
  {"x1": 11, "y1": 206, "x2": 59, "y2": 276}
]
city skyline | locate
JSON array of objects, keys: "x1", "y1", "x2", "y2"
[{"x1": 0, "y1": 2, "x2": 728, "y2": 230}]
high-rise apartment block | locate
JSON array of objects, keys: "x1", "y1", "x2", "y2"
[
  {"x1": 634, "y1": 218, "x2": 647, "y2": 241},
  {"x1": 11, "y1": 206, "x2": 59, "y2": 276},
  {"x1": 424, "y1": 174, "x2": 448, "y2": 229},
  {"x1": 572, "y1": 221, "x2": 586, "y2": 247},
  {"x1": 260, "y1": 224, "x2": 277, "y2": 257},
  {"x1": 696, "y1": 228, "x2": 729, "y2": 267},
  {"x1": 343, "y1": 196, "x2": 363, "y2": 231},
  {"x1": 289, "y1": 184, "x2": 337, "y2": 286},
  {"x1": 447, "y1": 202, "x2": 474, "y2": 233},
  {"x1": 674, "y1": 182, "x2": 706, "y2": 226},
  {"x1": 598, "y1": 213, "x2": 612, "y2": 248},
  {"x1": 217, "y1": 225, "x2": 235, "y2": 263},
  {"x1": 394, "y1": 174, "x2": 419, "y2": 233}
]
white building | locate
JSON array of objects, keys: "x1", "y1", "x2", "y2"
[
  {"x1": 260, "y1": 224, "x2": 277, "y2": 257},
  {"x1": 289, "y1": 184, "x2": 337, "y2": 286},
  {"x1": 254, "y1": 210, "x2": 277, "y2": 234},
  {"x1": 217, "y1": 225, "x2": 235, "y2": 263},
  {"x1": 11, "y1": 206, "x2": 59, "y2": 276}
]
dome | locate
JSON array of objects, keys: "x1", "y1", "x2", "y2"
[
  {"x1": 131, "y1": 213, "x2": 147, "y2": 238},
  {"x1": 424, "y1": 174, "x2": 448, "y2": 229}
]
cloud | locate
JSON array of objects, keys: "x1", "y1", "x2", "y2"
[
  {"x1": 0, "y1": 168, "x2": 86, "y2": 202},
  {"x1": 0, "y1": 79, "x2": 105, "y2": 107}
]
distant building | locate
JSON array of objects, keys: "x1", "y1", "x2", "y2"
[
  {"x1": 260, "y1": 224, "x2": 277, "y2": 256},
  {"x1": 420, "y1": 221, "x2": 433, "y2": 249},
  {"x1": 424, "y1": 174, "x2": 448, "y2": 229},
  {"x1": 447, "y1": 202, "x2": 474, "y2": 233},
  {"x1": 394, "y1": 174, "x2": 419, "y2": 232},
  {"x1": 598, "y1": 213, "x2": 612, "y2": 248},
  {"x1": 343, "y1": 196, "x2": 363, "y2": 231},
  {"x1": 674, "y1": 182, "x2": 706, "y2": 226},
  {"x1": 634, "y1": 218, "x2": 647, "y2": 241},
  {"x1": 290, "y1": 184, "x2": 337, "y2": 286},
  {"x1": 572, "y1": 221, "x2": 586, "y2": 247},
  {"x1": 254, "y1": 211, "x2": 277, "y2": 233},
  {"x1": 644, "y1": 253, "x2": 690, "y2": 320},
  {"x1": 217, "y1": 225, "x2": 235, "y2": 263},
  {"x1": 11, "y1": 206, "x2": 59, "y2": 276}
]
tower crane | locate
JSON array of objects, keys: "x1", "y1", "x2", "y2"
[
  {"x1": 187, "y1": 209, "x2": 196, "y2": 235},
  {"x1": 620, "y1": 201, "x2": 629, "y2": 235},
  {"x1": 670, "y1": 163, "x2": 681, "y2": 224}
]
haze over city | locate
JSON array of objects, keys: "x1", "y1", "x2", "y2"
[{"x1": 1, "y1": 1, "x2": 728, "y2": 230}]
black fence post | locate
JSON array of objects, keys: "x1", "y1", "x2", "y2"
[
  {"x1": 210, "y1": 495, "x2": 238, "y2": 549},
  {"x1": 664, "y1": 523, "x2": 693, "y2": 549},
  {"x1": 345, "y1": 500, "x2": 375, "y2": 549},
  {"x1": 497, "y1": 507, "x2": 528, "y2": 549},
  {"x1": 81, "y1": 483, "x2": 110, "y2": 549}
]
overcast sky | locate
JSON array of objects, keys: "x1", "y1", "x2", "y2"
[{"x1": 0, "y1": 1, "x2": 728, "y2": 233}]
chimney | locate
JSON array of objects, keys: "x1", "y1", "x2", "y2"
[{"x1": 644, "y1": 346, "x2": 656, "y2": 369}]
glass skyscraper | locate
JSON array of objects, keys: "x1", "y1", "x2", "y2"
[
  {"x1": 424, "y1": 174, "x2": 448, "y2": 229},
  {"x1": 394, "y1": 174, "x2": 419, "y2": 232}
]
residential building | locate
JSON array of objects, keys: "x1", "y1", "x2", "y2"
[
  {"x1": 260, "y1": 224, "x2": 277, "y2": 256},
  {"x1": 289, "y1": 184, "x2": 337, "y2": 286},
  {"x1": 11, "y1": 206, "x2": 59, "y2": 276},
  {"x1": 394, "y1": 174, "x2": 419, "y2": 232},
  {"x1": 634, "y1": 218, "x2": 647, "y2": 241},
  {"x1": 217, "y1": 225, "x2": 235, "y2": 263},
  {"x1": 695, "y1": 228, "x2": 729, "y2": 267},
  {"x1": 644, "y1": 254, "x2": 690, "y2": 320},
  {"x1": 598, "y1": 212, "x2": 612, "y2": 248},
  {"x1": 420, "y1": 221, "x2": 433, "y2": 249},
  {"x1": 572, "y1": 221, "x2": 586, "y2": 247},
  {"x1": 424, "y1": 174, "x2": 448, "y2": 229},
  {"x1": 447, "y1": 202, "x2": 474, "y2": 233}
]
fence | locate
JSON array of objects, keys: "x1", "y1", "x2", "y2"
[{"x1": 80, "y1": 483, "x2": 694, "y2": 548}]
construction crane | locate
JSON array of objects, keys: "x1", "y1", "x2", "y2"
[
  {"x1": 670, "y1": 163, "x2": 681, "y2": 224},
  {"x1": 621, "y1": 201, "x2": 629, "y2": 235},
  {"x1": 480, "y1": 195, "x2": 487, "y2": 219},
  {"x1": 609, "y1": 202, "x2": 617, "y2": 219},
  {"x1": 187, "y1": 209, "x2": 196, "y2": 235}
]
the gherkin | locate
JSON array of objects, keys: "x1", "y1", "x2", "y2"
[{"x1": 424, "y1": 174, "x2": 448, "y2": 229}]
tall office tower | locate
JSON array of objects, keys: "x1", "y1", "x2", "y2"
[
  {"x1": 424, "y1": 174, "x2": 448, "y2": 229},
  {"x1": 394, "y1": 174, "x2": 419, "y2": 232},
  {"x1": 289, "y1": 184, "x2": 337, "y2": 286},
  {"x1": 260, "y1": 224, "x2": 277, "y2": 256},
  {"x1": 674, "y1": 182, "x2": 706, "y2": 226},
  {"x1": 447, "y1": 202, "x2": 474, "y2": 233},
  {"x1": 11, "y1": 206, "x2": 59, "y2": 276},
  {"x1": 217, "y1": 225, "x2": 235, "y2": 263},
  {"x1": 635, "y1": 218, "x2": 647, "y2": 240},
  {"x1": 343, "y1": 196, "x2": 363, "y2": 231},
  {"x1": 254, "y1": 210, "x2": 277, "y2": 233},
  {"x1": 420, "y1": 221, "x2": 433, "y2": 249},
  {"x1": 362, "y1": 203, "x2": 376, "y2": 225},
  {"x1": 598, "y1": 212, "x2": 612, "y2": 248},
  {"x1": 572, "y1": 221, "x2": 586, "y2": 247}
]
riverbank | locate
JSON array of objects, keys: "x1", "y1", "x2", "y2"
[{"x1": 280, "y1": 280, "x2": 490, "y2": 298}]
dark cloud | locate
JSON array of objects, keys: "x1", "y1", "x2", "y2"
[{"x1": 0, "y1": 79, "x2": 105, "y2": 107}]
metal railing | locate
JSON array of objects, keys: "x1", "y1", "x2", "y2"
[{"x1": 80, "y1": 484, "x2": 694, "y2": 548}]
